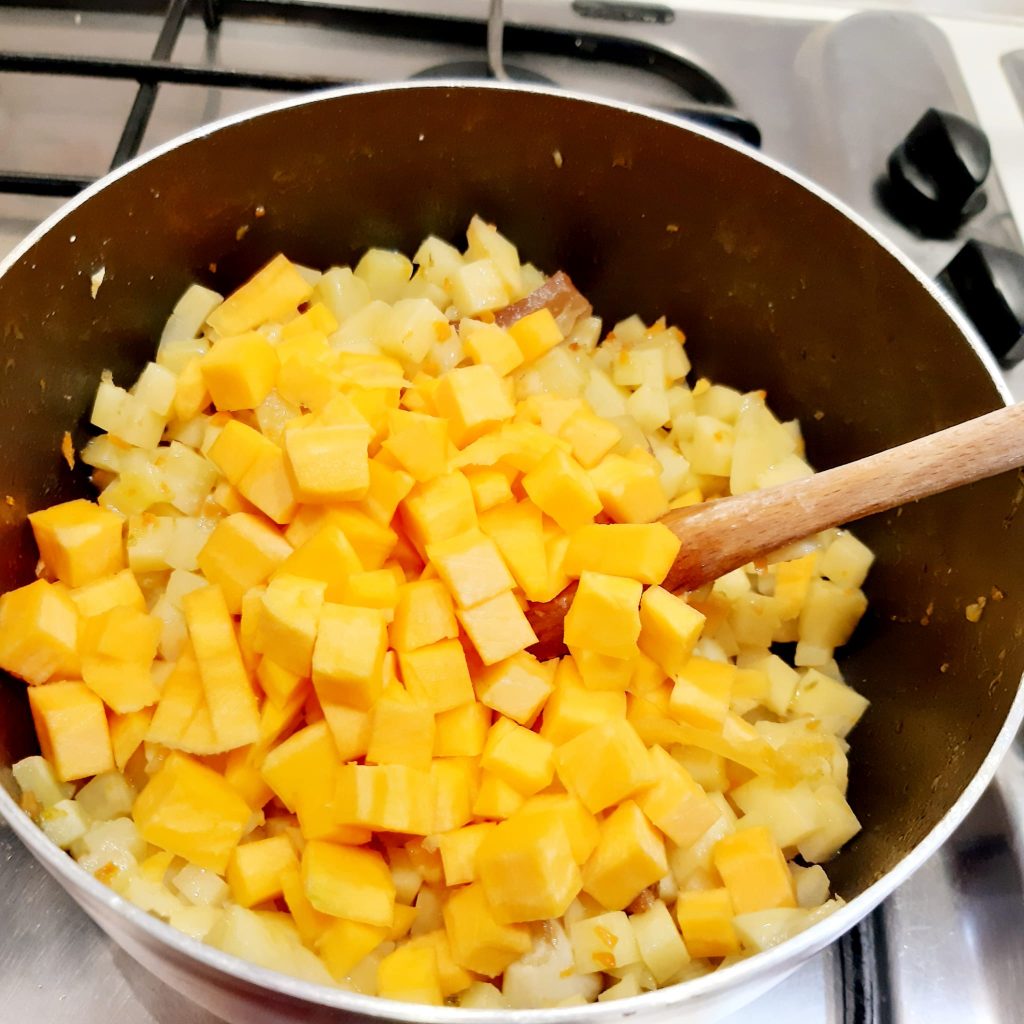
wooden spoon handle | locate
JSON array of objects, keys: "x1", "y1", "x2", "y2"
[{"x1": 661, "y1": 402, "x2": 1024, "y2": 592}]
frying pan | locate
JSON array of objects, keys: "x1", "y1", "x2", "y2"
[{"x1": 1, "y1": 83, "x2": 1022, "y2": 1023}]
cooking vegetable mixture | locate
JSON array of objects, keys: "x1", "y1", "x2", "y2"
[{"x1": 1, "y1": 218, "x2": 871, "y2": 1007}]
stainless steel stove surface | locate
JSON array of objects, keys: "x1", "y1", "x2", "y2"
[{"x1": 2, "y1": 2, "x2": 1024, "y2": 1022}]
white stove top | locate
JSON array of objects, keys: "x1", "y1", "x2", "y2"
[{"x1": 2, "y1": 3, "x2": 1024, "y2": 1022}]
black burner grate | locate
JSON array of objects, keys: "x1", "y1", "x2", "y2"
[{"x1": 0, "y1": 0, "x2": 759, "y2": 198}]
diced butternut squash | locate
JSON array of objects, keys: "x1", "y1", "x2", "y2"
[
  {"x1": 636, "y1": 745, "x2": 720, "y2": 848},
  {"x1": 555, "y1": 719, "x2": 653, "y2": 813},
  {"x1": 589, "y1": 454, "x2": 669, "y2": 524},
  {"x1": 317, "y1": 917, "x2": 387, "y2": 981},
  {"x1": 675, "y1": 888, "x2": 740, "y2": 958},
  {"x1": 334, "y1": 763, "x2": 434, "y2": 835},
  {"x1": 669, "y1": 656, "x2": 735, "y2": 731},
  {"x1": 480, "y1": 717, "x2": 554, "y2": 795},
  {"x1": 0, "y1": 579, "x2": 80, "y2": 685},
  {"x1": 207, "y1": 254, "x2": 314, "y2": 336},
  {"x1": 28, "y1": 681, "x2": 114, "y2": 781},
  {"x1": 133, "y1": 752, "x2": 251, "y2": 872},
  {"x1": 443, "y1": 883, "x2": 531, "y2": 977},
  {"x1": 438, "y1": 822, "x2": 496, "y2": 886},
  {"x1": 277, "y1": 522, "x2": 362, "y2": 603},
  {"x1": 638, "y1": 586, "x2": 706, "y2": 677},
  {"x1": 366, "y1": 687, "x2": 435, "y2": 771},
  {"x1": 378, "y1": 942, "x2": 443, "y2": 1006},
  {"x1": 475, "y1": 651, "x2": 554, "y2": 726},
  {"x1": 563, "y1": 523, "x2": 679, "y2": 586},
  {"x1": 28, "y1": 499, "x2": 124, "y2": 587},
  {"x1": 433, "y1": 364, "x2": 516, "y2": 447},
  {"x1": 477, "y1": 811, "x2": 582, "y2": 923},
  {"x1": 227, "y1": 835, "x2": 299, "y2": 908},
  {"x1": 456, "y1": 590, "x2": 538, "y2": 666},
  {"x1": 434, "y1": 700, "x2": 491, "y2": 757},
  {"x1": 461, "y1": 319, "x2": 524, "y2": 377},
  {"x1": 253, "y1": 574, "x2": 325, "y2": 677},
  {"x1": 426, "y1": 529, "x2": 514, "y2": 610},
  {"x1": 712, "y1": 826, "x2": 796, "y2": 914},
  {"x1": 522, "y1": 447, "x2": 601, "y2": 533},
  {"x1": 398, "y1": 639, "x2": 473, "y2": 713},
  {"x1": 401, "y1": 472, "x2": 477, "y2": 549},
  {"x1": 284, "y1": 417, "x2": 372, "y2": 503},
  {"x1": 564, "y1": 571, "x2": 642, "y2": 662},
  {"x1": 513, "y1": 793, "x2": 599, "y2": 865},
  {"x1": 581, "y1": 800, "x2": 667, "y2": 911},
  {"x1": 201, "y1": 332, "x2": 279, "y2": 411},
  {"x1": 311, "y1": 604, "x2": 387, "y2": 710},
  {"x1": 507, "y1": 308, "x2": 563, "y2": 364},
  {"x1": 302, "y1": 840, "x2": 395, "y2": 926}
]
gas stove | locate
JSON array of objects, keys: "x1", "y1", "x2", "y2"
[{"x1": 2, "y1": 2, "x2": 1024, "y2": 1022}]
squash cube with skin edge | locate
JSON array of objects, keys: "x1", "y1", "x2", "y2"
[
  {"x1": 458, "y1": 589, "x2": 538, "y2": 666},
  {"x1": 433, "y1": 364, "x2": 516, "y2": 447},
  {"x1": 132, "y1": 752, "x2": 251, "y2": 873},
  {"x1": 390, "y1": 579, "x2": 458, "y2": 652},
  {"x1": 581, "y1": 800, "x2": 667, "y2": 911},
  {"x1": 206, "y1": 254, "x2": 313, "y2": 336},
  {"x1": 638, "y1": 586, "x2": 706, "y2": 677},
  {"x1": 507, "y1": 307, "x2": 563, "y2": 364},
  {"x1": 443, "y1": 883, "x2": 531, "y2": 977},
  {"x1": 555, "y1": 718, "x2": 654, "y2": 814},
  {"x1": 183, "y1": 585, "x2": 261, "y2": 751},
  {"x1": 28, "y1": 499, "x2": 124, "y2": 588},
  {"x1": 334, "y1": 763, "x2": 434, "y2": 836},
  {"x1": 397, "y1": 639, "x2": 473, "y2": 713},
  {"x1": 312, "y1": 604, "x2": 387, "y2": 711},
  {"x1": 227, "y1": 835, "x2": 300, "y2": 908},
  {"x1": 200, "y1": 332, "x2": 279, "y2": 411},
  {"x1": 713, "y1": 826, "x2": 796, "y2": 915},
  {"x1": 461, "y1": 319, "x2": 524, "y2": 377},
  {"x1": 378, "y1": 943, "x2": 443, "y2": 1006},
  {"x1": 366, "y1": 687, "x2": 435, "y2": 771},
  {"x1": 434, "y1": 700, "x2": 490, "y2": 757},
  {"x1": 196, "y1": 512, "x2": 291, "y2": 614},
  {"x1": 589, "y1": 453, "x2": 669, "y2": 524},
  {"x1": 302, "y1": 840, "x2": 395, "y2": 927},
  {"x1": 438, "y1": 823, "x2": 497, "y2": 886},
  {"x1": 277, "y1": 523, "x2": 362, "y2": 603},
  {"x1": 253, "y1": 574, "x2": 326, "y2": 677},
  {"x1": 564, "y1": 571, "x2": 643, "y2": 662},
  {"x1": 477, "y1": 812, "x2": 582, "y2": 924},
  {"x1": 669, "y1": 657, "x2": 735, "y2": 732},
  {"x1": 630, "y1": 900, "x2": 690, "y2": 984},
  {"x1": 570, "y1": 911, "x2": 641, "y2": 974},
  {"x1": 675, "y1": 888, "x2": 740, "y2": 958},
  {"x1": 0, "y1": 579, "x2": 80, "y2": 685},
  {"x1": 401, "y1": 472, "x2": 477, "y2": 551},
  {"x1": 636, "y1": 745, "x2": 721, "y2": 848},
  {"x1": 521, "y1": 447, "x2": 602, "y2": 533},
  {"x1": 475, "y1": 651, "x2": 555, "y2": 726},
  {"x1": 481, "y1": 718, "x2": 554, "y2": 795},
  {"x1": 28, "y1": 682, "x2": 114, "y2": 781}
]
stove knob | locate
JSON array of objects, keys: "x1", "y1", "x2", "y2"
[
  {"x1": 938, "y1": 240, "x2": 1024, "y2": 366},
  {"x1": 885, "y1": 109, "x2": 991, "y2": 233}
]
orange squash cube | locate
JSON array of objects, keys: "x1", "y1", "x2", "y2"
[
  {"x1": 514, "y1": 793, "x2": 600, "y2": 865},
  {"x1": 472, "y1": 771, "x2": 525, "y2": 820},
  {"x1": 260, "y1": 720, "x2": 338, "y2": 812},
  {"x1": 480, "y1": 717, "x2": 554, "y2": 795},
  {"x1": 316, "y1": 917, "x2": 388, "y2": 981},
  {"x1": 400, "y1": 472, "x2": 477, "y2": 549},
  {"x1": 507, "y1": 307, "x2": 563, "y2": 364},
  {"x1": 397, "y1": 639, "x2": 473, "y2": 713},
  {"x1": 201, "y1": 332, "x2": 279, "y2": 411},
  {"x1": 284, "y1": 417, "x2": 372, "y2": 503},
  {"x1": 109, "y1": 706, "x2": 153, "y2": 772},
  {"x1": 333, "y1": 763, "x2": 434, "y2": 835},
  {"x1": 521, "y1": 447, "x2": 602, "y2": 533},
  {"x1": 564, "y1": 571, "x2": 642, "y2": 662},
  {"x1": 382, "y1": 409, "x2": 449, "y2": 483},
  {"x1": 464, "y1": 466, "x2": 515, "y2": 513},
  {"x1": 433, "y1": 364, "x2": 516, "y2": 447},
  {"x1": 540, "y1": 665, "x2": 627, "y2": 746},
  {"x1": 206, "y1": 253, "x2": 313, "y2": 336},
  {"x1": 196, "y1": 512, "x2": 291, "y2": 614},
  {"x1": 277, "y1": 522, "x2": 362, "y2": 603},
  {"x1": 253, "y1": 573, "x2": 326, "y2": 677},
  {"x1": 358, "y1": 457, "x2": 415, "y2": 526},
  {"x1": 558, "y1": 409, "x2": 621, "y2": 468},
  {"x1": 0, "y1": 579, "x2": 80, "y2": 685},
  {"x1": 461, "y1": 319, "x2": 524, "y2": 377},
  {"x1": 80, "y1": 606, "x2": 161, "y2": 714},
  {"x1": 477, "y1": 811, "x2": 581, "y2": 923},
  {"x1": 669, "y1": 656, "x2": 735, "y2": 731},
  {"x1": 675, "y1": 888, "x2": 740, "y2": 958},
  {"x1": 311, "y1": 604, "x2": 387, "y2": 711},
  {"x1": 570, "y1": 647, "x2": 637, "y2": 692},
  {"x1": 563, "y1": 523, "x2": 680, "y2": 586},
  {"x1": 366, "y1": 687, "x2": 435, "y2": 771},
  {"x1": 68, "y1": 568, "x2": 146, "y2": 618},
  {"x1": 28, "y1": 681, "x2": 114, "y2": 781},
  {"x1": 581, "y1": 800, "x2": 667, "y2": 911},
  {"x1": 555, "y1": 718, "x2": 654, "y2": 813},
  {"x1": 478, "y1": 499, "x2": 548, "y2": 601},
  {"x1": 340, "y1": 569, "x2": 400, "y2": 612},
  {"x1": 434, "y1": 700, "x2": 491, "y2": 757},
  {"x1": 443, "y1": 883, "x2": 531, "y2": 977},
  {"x1": 377, "y1": 943, "x2": 443, "y2": 1006},
  {"x1": 390, "y1": 579, "x2": 458, "y2": 652},
  {"x1": 636, "y1": 745, "x2": 721, "y2": 848},
  {"x1": 133, "y1": 752, "x2": 251, "y2": 872},
  {"x1": 475, "y1": 651, "x2": 555, "y2": 726},
  {"x1": 426, "y1": 529, "x2": 514, "y2": 609},
  {"x1": 456, "y1": 590, "x2": 537, "y2": 666},
  {"x1": 712, "y1": 826, "x2": 796, "y2": 914},
  {"x1": 438, "y1": 822, "x2": 496, "y2": 886},
  {"x1": 302, "y1": 840, "x2": 395, "y2": 926},
  {"x1": 430, "y1": 756, "x2": 478, "y2": 833},
  {"x1": 227, "y1": 834, "x2": 299, "y2": 908},
  {"x1": 589, "y1": 453, "x2": 669, "y2": 524},
  {"x1": 28, "y1": 499, "x2": 124, "y2": 587},
  {"x1": 206, "y1": 418, "x2": 276, "y2": 486},
  {"x1": 183, "y1": 585, "x2": 261, "y2": 751},
  {"x1": 638, "y1": 586, "x2": 706, "y2": 677},
  {"x1": 236, "y1": 444, "x2": 299, "y2": 525}
]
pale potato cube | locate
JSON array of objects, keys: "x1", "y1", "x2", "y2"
[
  {"x1": 124, "y1": 875, "x2": 188, "y2": 918},
  {"x1": 172, "y1": 863, "x2": 230, "y2": 907},
  {"x1": 570, "y1": 911, "x2": 640, "y2": 974},
  {"x1": 329, "y1": 299, "x2": 390, "y2": 353},
  {"x1": 382, "y1": 298, "x2": 450, "y2": 369},
  {"x1": 757, "y1": 454, "x2": 814, "y2": 488},
  {"x1": 459, "y1": 982, "x2": 510, "y2": 1009},
  {"x1": 597, "y1": 974, "x2": 642, "y2": 1001},
  {"x1": 798, "y1": 784, "x2": 861, "y2": 862},
  {"x1": 75, "y1": 772, "x2": 135, "y2": 821},
  {"x1": 133, "y1": 362, "x2": 178, "y2": 416},
  {"x1": 354, "y1": 248, "x2": 413, "y2": 303},
  {"x1": 629, "y1": 900, "x2": 690, "y2": 984},
  {"x1": 688, "y1": 416, "x2": 734, "y2": 476},
  {"x1": 414, "y1": 236, "x2": 465, "y2": 292},
  {"x1": 730, "y1": 393, "x2": 797, "y2": 494},
  {"x1": 733, "y1": 908, "x2": 810, "y2": 952},
  {"x1": 315, "y1": 266, "x2": 372, "y2": 322},
  {"x1": 797, "y1": 579, "x2": 867, "y2": 661},
  {"x1": 731, "y1": 777, "x2": 821, "y2": 852},
  {"x1": 693, "y1": 383, "x2": 743, "y2": 423},
  {"x1": 790, "y1": 863, "x2": 830, "y2": 908},
  {"x1": 503, "y1": 923, "x2": 601, "y2": 1008},
  {"x1": 41, "y1": 798, "x2": 90, "y2": 849},
  {"x1": 450, "y1": 258, "x2": 509, "y2": 316},
  {"x1": 565, "y1": 315, "x2": 602, "y2": 353},
  {"x1": 612, "y1": 345, "x2": 666, "y2": 390},
  {"x1": 583, "y1": 367, "x2": 629, "y2": 418},
  {"x1": 792, "y1": 669, "x2": 869, "y2": 738},
  {"x1": 168, "y1": 904, "x2": 221, "y2": 941},
  {"x1": 819, "y1": 531, "x2": 875, "y2": 589},
  {"x1": 467, "y1": 216, "x2": 522, "y2": 296},
  {"x1": 627, "y1": 384, "x2": 671, "y2": 433},
  {"x1": 159, "y1": 284, "x2": 222, "y2": 348},
  {"x1": 13, "y1": 755, "x2": 74, "y2": 808}
]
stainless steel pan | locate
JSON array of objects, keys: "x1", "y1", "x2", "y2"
[{"x1": 1, "y1": 82, "x2": 1022, "y2": 1023}]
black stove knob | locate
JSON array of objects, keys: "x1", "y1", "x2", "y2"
[
  {"x1": 885, "y1": 109, "x2": 991, "y2": 234},
  {"x1": 938, "y1": 240, "x2": 1024, "y2": 367}
]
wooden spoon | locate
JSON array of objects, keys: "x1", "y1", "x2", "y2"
[{"x1": 526, "y1": 402, "x2": 1024, "y2": 655}]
